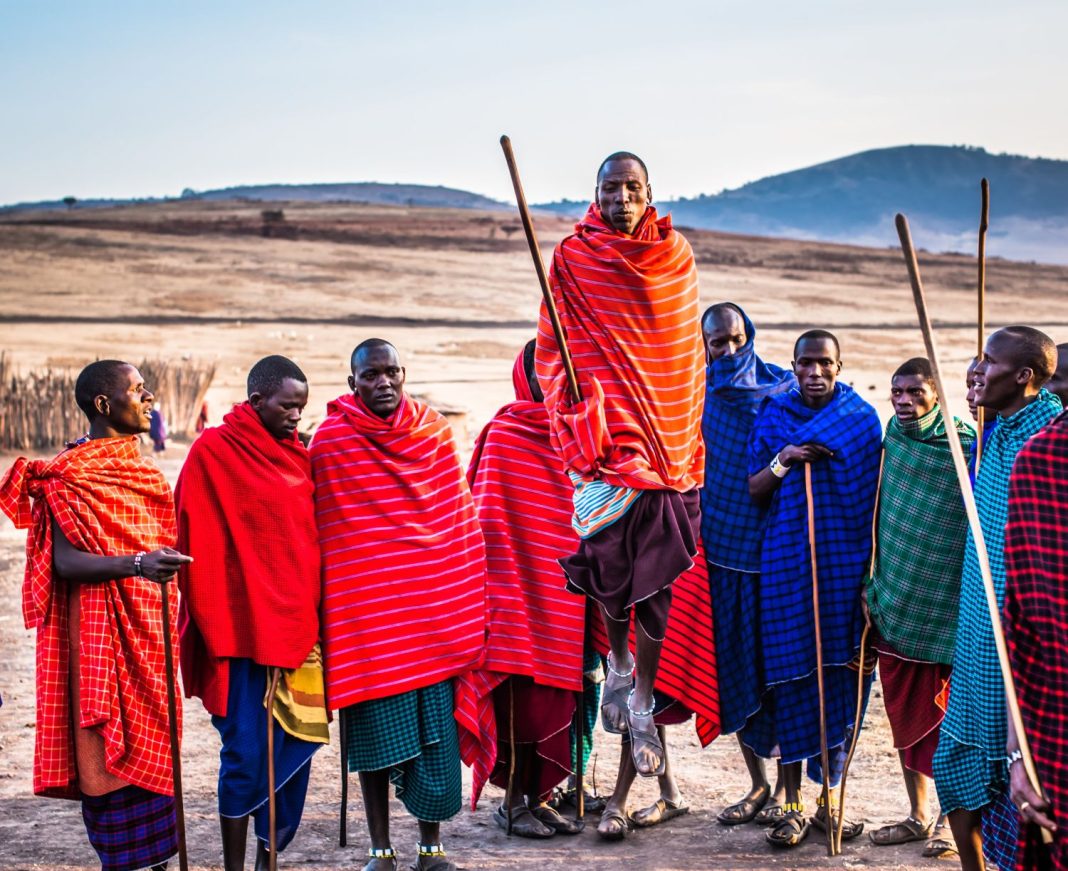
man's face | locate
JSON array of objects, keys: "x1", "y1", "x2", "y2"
[
  {"x1": 973, "y1": 332, "x2": 1031, "y2": 413},
  {"x1": 793, "y1": 338, "x2": 841, "y2": 404},
  {"x1": 596, "y1": 158, "x2": 651, "y2": 235},
  {"x1": 704, "y1": 308, "x2": 748, "y2": 361},
  {"x1": 251, "y1": 377, "x2": 308, "y2": 440},
  {"x1": 349, "y1": 345, "x2": 405, "y2": 418},
  {"x1": 1047, "y1": 347, "x2": 1068, "y2": 406},
  {"x1": 890, "y1": 374, "x2": 938, "y2": 421},
  {"x1": 100, "y1": 365, "x2": 154, "y2": 435},
  {"x1": 965, "y1": 359, "x2": 981, "y2": 421}
]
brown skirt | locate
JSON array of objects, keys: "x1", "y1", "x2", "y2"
[{"x1": 561, "y1": 489, "x2": 700, "y2": 640}]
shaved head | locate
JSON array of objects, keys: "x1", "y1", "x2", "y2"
[
  {"x1": 75, "y1": 360, "x2": 134, "y2": 419},
  {"x1": 350, "y1": 338, "x2": 398, "y2": 373},
  {"x1": 596, "y1": 151, "x2": 649, "y2": 184},
  {"x1": 247, "y1": 355, "x2": 307, "y2": 399}
]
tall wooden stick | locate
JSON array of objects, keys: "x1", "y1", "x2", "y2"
[
  {"x1": 895, "y1": 213, "x2": 1051, "y2": 845},
  {"x1": 266, "y1": 667, "x2": 282, "y2": 871},
  {"x1": 338, "y1": 707, "x2": 348, "y2": 847},
  {"x1": 975, "y1": 178, "x2": 990, "y2": 472},
  {"x1": 499, "y1": 135, "x2": 582, "y2": 402},
  {"x1": 804, "y1": 464, "x2": 836, "y2": 857},
  {"x1": 160, "y1": 582, "x2": 189, "y2": 871}
]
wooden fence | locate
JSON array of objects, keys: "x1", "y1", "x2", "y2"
[{"x1": 0, "y1": 355, "x2": 216, "y2": 451}]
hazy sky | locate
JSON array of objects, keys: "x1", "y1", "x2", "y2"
[{"x1": 3, "y1": 1, "x2": 1065, "y2": 206}]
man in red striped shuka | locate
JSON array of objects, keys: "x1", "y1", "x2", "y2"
[
  {"x1": 176, "y1": 355, "x2": 327, "y2": 870},
  {"x1": 454, "y1": 341, "x2": 588, "y2": 839},
  {"x1": 0, "y1": 360, "x2": 192, "y2": 871},
  {"x1": 535, "y1": 153, "x2": 712, "y2": 837},
  {"x1": 311, "y1": 339, "x2": 487, "y2": 871}
]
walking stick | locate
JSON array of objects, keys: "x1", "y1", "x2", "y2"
[
  {"x1": 896, "y1": 212, "x2": 1053, "y2": 846},
  {"x1": 266, "y1": 667, "x2": 282, "y2": 871},
  {"x1": 160, "y1": 581, "x2": 189, "y2": 871},
  {"x1": 338, "y1": 707, "x2": 348, "y2": 847},
  {"x1": 834, "y1": 449, "x2": 884, "y2": 852},
  {"x1": 574, "y1": 681, "x2": 585, "y2": 823},
  {"x1": 804, "y1": 463, "x2": 836, "y2": 857},
  {"x1": 975, "y1": 178, "x2": 990, "y2": 473},
  {"x1": 500, "y1": 133, "x2": 589, "y2": 814},
  {"x1": 499, "y1": 135, "x2": 582, "y2": 403},
  {"x1": 504, "y1": 681, "x2": 517, "y2": 836}
]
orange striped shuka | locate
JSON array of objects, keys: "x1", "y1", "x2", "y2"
[
  {"x1": 534, "y1": 204, "x2": 705, "y2": 494},
  {"x1": 0, "y1": 437, "x2": 181, "y2": 799},
  {"x1": 454, "y1": 350, "x2": 586, "y2": 806},
  {"x1": 310, "y1": 392, "x2": 488, "y2": 711}
]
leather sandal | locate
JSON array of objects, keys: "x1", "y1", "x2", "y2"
[
  {"x1": 811, "y1": 803, "x2": 864, "y2": 841},
  {"x1": 869, "y1": 815, "x2": 934, "y2": 846},
  {"x1": 600, "y1": 654, "x2": 633, "y2": 735},
  {"x1": 627, "y1": 698, "x2": 666, "y2": 777},
  {"x1": 492, "y1": 804, "x2": 554, "y2": 839},
  {"x1": 632, "y1": 796, "x2": 690, "y2": 828},
  {"x1": 766, "y1": 809, "x2": 810, "y2": 848},
  {"x1": 717, "y1": 784, "x2": 771, "y2": 826},
  {"x1": 754, "y1": 796, "x2": 785, "y2": 826},
  {"x1": 597, "y1": 808, "x2": 632, "y2": 841},
  {"x1": 529, "y1": 803, "x2": 584, "y2": 834}
]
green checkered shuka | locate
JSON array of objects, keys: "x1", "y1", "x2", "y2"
[
  {"x1": 867, "y1": 406, "x2": 975, "y2": 665},
  {"x1": 343, "y1": 679, "x2": 461, "y2": 822}
]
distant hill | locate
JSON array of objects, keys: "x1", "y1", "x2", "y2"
[
  {"x1": 0, "y1": 182, "x2": 508, "y2": 215},
  {"x1": 536, "y1": 146, "x2": 1068, "y2": 264}
]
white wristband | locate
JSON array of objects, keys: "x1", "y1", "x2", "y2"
[{"x1": 770, "y1": 454, "x2": 791, "y2": 478}]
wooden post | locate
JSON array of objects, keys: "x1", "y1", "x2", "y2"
[{"x1": 975, "y1": 178, "x2": 989, "y2": 472}]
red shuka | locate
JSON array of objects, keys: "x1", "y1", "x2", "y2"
[
  {"x1": 535, "y1": 204, "x2": 705, "y2": 492},
  {"x1": 454, "y1": 351, "x2": 586, "y2": 805},
  {"x1": 589, "y1": 544, "x2": 721, "y2": 746},
  {"x1": 311, "y1": 393, "x2": 487, "y2": 710},
  {"x1": 0, "y1": 437, "x2": 181, "y2": 798},
  {"x1": 175, "y1": 401, "x2": 321, "y2": 716},
  {"x1": 1004, "y1": 412, "x2": 1068, "y2": 870}
]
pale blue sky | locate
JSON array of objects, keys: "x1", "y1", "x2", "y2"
[{"x1": 2, "y1": 0, "x2": 1065, "y2": 205}]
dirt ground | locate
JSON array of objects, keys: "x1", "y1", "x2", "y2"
[{"x1": 1, "y1": 200, "x2": 1066, "y2": 869}]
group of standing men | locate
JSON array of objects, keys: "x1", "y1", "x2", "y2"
[{"x1": 3, "y1": 151, "x2": 1068, "y2": 871}]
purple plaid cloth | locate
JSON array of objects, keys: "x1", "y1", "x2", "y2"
[{"x1": 81, "y1": 785, "x2": 177, "y2": 871}]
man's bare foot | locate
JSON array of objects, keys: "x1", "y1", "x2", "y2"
[
  {"x1": 600, "y1": 653, "x2": 634, "y2": 734},
  {"x1": 627, "y1": 703, "x2": 665, "y2": 777}
]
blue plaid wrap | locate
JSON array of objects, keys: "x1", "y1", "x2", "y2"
[
  {"x1": 81, "y1": 785, "x2": 177, "y2": 871},
  {"x1": 934, "y1": 389, "x2": 1062, "y2": 814},
  {"x1": 742, "y1": 383, "x2": 881, "y2": 769},
  {"x1": 700, "y1": 308, "x2": 796, "y2": 574}
]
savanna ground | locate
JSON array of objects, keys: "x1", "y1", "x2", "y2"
[{"x1": 1, "y1": 200, "x2": 1066, "y2": 870}]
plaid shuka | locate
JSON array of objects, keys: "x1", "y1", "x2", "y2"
[
  {"x1": 0, "y1": 437, "x2": 181, "y2": 799},
  {"x1": 867, "y1": 406, "x2": 976, "y2": 665},
  {"x1": 700, "y1": 306, "x2": 796, "y2": 574},
  {"x1": 343, "y1": 679, "x2": 461, "y2": 822},
  {"x1": 81, "y1": 785, "x2": 177, "y2": 871},
  {"x1": 744, "y1": 383, "x2": 881, "y2": 764},
  {"x1": 700, "y1": 307, "x2": 794, "y2": 735},
  {"x1": 1005, "y1": 410, "x2": 1068, "y2": 869},
  {"x1": 934, "y1": 389, "x2": 1063, "y2": 815}
]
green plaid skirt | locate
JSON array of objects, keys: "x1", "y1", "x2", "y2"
[{"x1": 343, "y1": 679, "x2": 461, "y2": 822}]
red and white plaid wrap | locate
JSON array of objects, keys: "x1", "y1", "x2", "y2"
[{"x1": 0, "y1": 437, "x2": 180, "y2": 798}]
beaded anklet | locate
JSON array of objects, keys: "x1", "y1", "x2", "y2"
[
  {"x1": 417, "y1": 843, "x2": 447, "y2": 857},
  {"x1": 368, "y1": 846, "x2": 396, "y2": 860},
  {"x1": 781, "y1": 801, "x2": 804, "y2": 815},
  {"x1": 606, "y1": 652, "x2": 636, "y2": 679}
]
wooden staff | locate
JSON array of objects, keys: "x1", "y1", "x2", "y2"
[
  {"x1": 499, "y1": 135, "x2": 582, "y2": 403},
  {"x1": 573, "y1": 679, "x2": 585, "y2": 823},
  {"x1": 160, "y1": 581, "x2": 189, "y2": 871},
  {"x1": 804, "y1": 463, "x2": 836, "y2": 857},
  {"x1": 266, "y1": 667, "x2": 282, "y2": 871},
  {"x1": 338, "y1": 708, "x2": 348, "y2": 847},
  {"x1": 895, "y1": 212, "x2": 1052, "y2": 845},
  {"x1": 975, "y1": 178, "x2": 990, "y2": 472},
  {"x1": 835, "y1": 449, "x2": 885, "y2": 851},
  {"x1": 504, "y1": 681, "x2": 517, "y2": 836},
  {"x1": 500, "y1": 133, "x2": 589, "y2": 815}
]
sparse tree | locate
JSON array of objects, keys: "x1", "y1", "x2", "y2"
[{"x1": 62, "y1": 196, "x2": 76, "y2": 210}]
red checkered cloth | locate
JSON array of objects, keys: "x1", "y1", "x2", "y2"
[
  {"x1": 1005, "y1": 410, "x2": 1068, "y2": 870},
  {"x1": 535, "y1": 204, "x2": 705, "y2": 493},
  {"x1": 588, "y1": 543, "x2": 721, "y2": 746},
  {"x1": 310, "y1": 393, "x2": 487, "y2": 710},
  {"x1": 454, "y1": 350, "x2": 585, "y2": 807},
  {"x1": 0, "y1": 437, "x2": 180, "y2": 798}
]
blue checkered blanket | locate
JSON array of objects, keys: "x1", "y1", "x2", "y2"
[
  {"x1": 700, "y1": 309, "x2": 795, "y2": 573},
  {"x1": 748, "y1": 383, "x2": 882, "y2": 683}
]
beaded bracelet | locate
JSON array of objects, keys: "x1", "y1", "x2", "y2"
[{"x1": 133, "y1": 551, "x2": 147, "y2": 578}]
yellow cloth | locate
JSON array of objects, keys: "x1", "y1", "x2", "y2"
[{"x1": 268, "y1": 643, "x2": 330, "y2": 744}]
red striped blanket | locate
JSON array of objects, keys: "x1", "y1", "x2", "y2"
[
  {"x1": 454, "y1": 351, "x2": 585, "y2": 805},
  {"x1": 0, "y1": 437, "x2": 180, "y2": 798},
  {"x1": 589, "y1": 543, "x2": 720, "y2": 746},
  {"x1": 534, "y1": 204, "x2": 705, "y2": 492},
  {"x1": 310, "y1": 392, "x2": 487, "y2": 710}
]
